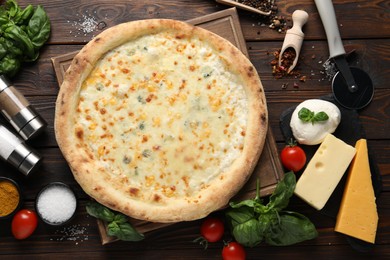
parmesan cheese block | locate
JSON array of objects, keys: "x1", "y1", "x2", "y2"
[
  {"x1": 294, "y1": 134, "x2": 356, "y2": 210},
  {"x1": 335, "y1": 139, "x2": 378, "y2": 243}
]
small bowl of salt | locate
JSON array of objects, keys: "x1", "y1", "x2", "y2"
[{"x1": 35, "y1": 182, "x2": 77, "y2": 226}]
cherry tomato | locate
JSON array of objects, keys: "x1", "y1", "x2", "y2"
[
  {"x1": 200, "y1": 217, "x2": 224, "y2": 242},
  {"x1": 280, "y1": 142, "x2": 306, "y2": 172},
  {"x1": 222, "y1": 241, "x2": 246, "y2": 260},
  {"x1": 11, "y1": 209, "x2": 38, "y2": 240}
]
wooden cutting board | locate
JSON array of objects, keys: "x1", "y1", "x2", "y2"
[{"x1": 51, "y1": 7, "x2": 284, "y2": 245}]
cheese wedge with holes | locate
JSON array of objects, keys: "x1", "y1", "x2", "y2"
[
  {"x1": 335, "y1": 139, "x2": 378, "y2": 243},
  {"x1": 294, "y1": 134, "x2": 356, "y2": 210}
]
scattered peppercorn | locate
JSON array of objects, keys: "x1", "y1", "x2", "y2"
[{"x1": 234, "y1": 0, "x2": 288, "y2": 33}]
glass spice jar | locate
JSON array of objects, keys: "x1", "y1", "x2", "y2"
[
  {"x1": 0, "y1": 75, "x2": 46, "y2": 140},
  {"x1": 0, "y1": 123, "x2": 42, "y2": 176}
]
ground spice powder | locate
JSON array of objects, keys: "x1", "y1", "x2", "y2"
[{"x1": 0, "y1": 180, "x2": 20, "y2": 217}]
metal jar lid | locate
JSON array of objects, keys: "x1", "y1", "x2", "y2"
[
  {"x1": 7, "y1": 143, "x2": 42, "y2": 176},
  {"x1": 13, "y1": 106, "x2": 47, "y2": 140}
]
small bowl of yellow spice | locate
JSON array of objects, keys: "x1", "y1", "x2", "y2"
[{"x1": 0, "y1": 177, "x2": 22, "y2": 219}]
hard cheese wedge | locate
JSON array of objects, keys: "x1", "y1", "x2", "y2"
[
  {"x1": 294, "y1": 134, "x2": 356, "y2": 210},
  {"x1": 335, "y1": 139, "x2": 378, "y2": 243}
]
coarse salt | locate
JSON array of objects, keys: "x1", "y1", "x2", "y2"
[{"x1": 37, "y1": 184, "x2": 77, "y2": 224}]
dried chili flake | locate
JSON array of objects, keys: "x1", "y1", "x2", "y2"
[{"x1": 270, "y1": 48, "x2": 300, "y2": 79}]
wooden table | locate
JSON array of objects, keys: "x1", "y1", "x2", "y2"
[{"x1": 0, "y1": 0, "x2": 389, "y2": 258}]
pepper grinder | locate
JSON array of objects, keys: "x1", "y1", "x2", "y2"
[
  {"x1": 278, "y1": 10, "x2": 309, "y2": 73},
  {"x1": 0, "y1": 124, "x2": 42, "y2": 176},
  {"x1": 0, "y1": 75, "x2": 47, "y2": 140}
]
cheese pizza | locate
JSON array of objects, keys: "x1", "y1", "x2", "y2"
[{"x1": 55, "y1": 19, "x2": 267, "y2": 223}]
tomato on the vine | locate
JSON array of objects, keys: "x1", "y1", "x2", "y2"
[
  {"x1": 280, "y1": 140, "x2": 306, "y2": 172},
  {"x1": 11, "y1": 209, "x2": 38, "y2": 240},
  {"x1": 222, "y1": 241, "x2": 246, "y2": 260},
  {"x1": 200, "y1": 217, "x2": 224, "y2": 243}
]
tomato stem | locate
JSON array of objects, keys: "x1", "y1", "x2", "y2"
[{"x1": 193, "y1": 236, "x2": 209, "y2": 250}]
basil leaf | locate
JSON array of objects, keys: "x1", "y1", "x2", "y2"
[
  {"x1": 232, "y1": 218, "x2": 264, "y2": 247},
  {"x1": 27, "y1": 5, "x2": 51, "y2": 52},
  {"x1": 85, "y1": 202, "x2": 115, "y2": 222},
  {"x1": 113, "y1": 213, "x2": 128, "y2": 224},
  {"x1": 0, "y1": 55, "x2": 20, "y2": 77},
  {"x1": 108, "y1": 222, "x2": 145, "y2": 242},
  {"x1": 5, "y1": 24, "x2": 35, "y2": 58},
  {"x1": 5, "y1": 0, "x2": 19, "y2": 18},
  {"x1": 298, "y1": 107, "x2": 314, "y2": 123},
  {"x1": 225, "y1": 206, "x2": 255, "y2": 228},
  {"x1": 107, "y1": 221, "x2": 120, "y2": 236},
  {"x1": 298, "y1": 107, "x2": 329, "y2": 124},
  {"x1": 229, "y1": 199, "x2": 257, "y2": 209},
  {"x1": 267, "y1": 172, "x2": 296, "y2": 211},
  {"x1": 265, "y1": 212, "x2": 318, "y2": 246},
  {"x1": 313, "y1": 111, "x2": 329, "y2": 122},
  {"x1": 16, "y1": 5, "x2": 34, "y2": 25}
]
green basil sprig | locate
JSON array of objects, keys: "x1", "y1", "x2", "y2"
[
  {"x1": 225, "y1": 172, "x2": 318, "y2": 247},
  {"x1": 86, "y1": 202, "x2": 145, "y2": 242},
  {"x1": 298, "y1": 107, "x2": 329, "y2": 124},
  {"x1": 0, "y1": 0, "x2": 51, "y2": 77}
]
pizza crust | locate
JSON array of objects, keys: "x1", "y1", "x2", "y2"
[{"x1": 55, "y1": 19, "x2": 267, "y2": 223}]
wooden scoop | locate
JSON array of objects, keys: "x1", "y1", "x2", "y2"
[
  {"x1": 278, "y1": 10, "x2": 309, "y2": 73},
  {"x1": 215, "y1": 0, "x2": 271, "y2": 16}
]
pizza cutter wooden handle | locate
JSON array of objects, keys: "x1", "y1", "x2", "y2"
[{"x1": 314, "y1": 0, "x2": 346, "y2": 58}]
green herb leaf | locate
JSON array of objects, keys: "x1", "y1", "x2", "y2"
[
  {"x1": 267, "y1": 172, "x2": 296, "y2": 211},
  {"x1": 86, "y1": 201, "x2": 145, "y2": 242},
  {"x1": 298, "y1": 107, "x2": 329, "y2": 124},
  {"x1": 225, "y1": 172, "x2": 317, "y2": 247},
  {"x1": 313, "y1": 111, "x2": 329, "y2": 122},
  {"x1": 27, "y1": 5, "x2": 51, "y2": 52},
  {"x1": 0, "y1": 0, "x2": 50, "y2": 77},
  {"x1": 107, "y1": 222, "x2": 145, "y2": 242},
  {"x1": 265, "y1": 211, "x2": 318, "y2": 246},
  {"x1": 225, "y1": 206, "x2": 254, "y2": 228},
  {"x1": 85, "y1": 201, "x2": 115, "y2": 222},
  {"x1": 232, "y1": 218, "x2": 264, "y2": 247}
]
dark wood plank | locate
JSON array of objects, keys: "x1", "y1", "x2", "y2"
[
  {"x1": 13, "y1": 0, "x2": 390, "y2": 43},
  {"x1": 0, "y1": 196, "x2": 389, "y2": 257},
  {"x1": 0, "y1": 0, "x2": 389, "y2": 258}
]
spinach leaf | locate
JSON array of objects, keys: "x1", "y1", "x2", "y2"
[{"x1": 265, "y1": 212, "x2": 318, "y2": 246}]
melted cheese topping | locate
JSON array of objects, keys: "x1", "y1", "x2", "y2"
[{"x1": 75, "y1": 32, "x2": 248, "y2": 203}]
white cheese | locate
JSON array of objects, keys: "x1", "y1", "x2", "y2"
[
  {"x1": 290, "y1": 99, "x2": 341, "y2": 145},
  {"x1": 294, "y1": 134, "x2": 356, "y2": 210},
  {"x1": 75, "y1": 31, "x2": 248, "y2": 201}
]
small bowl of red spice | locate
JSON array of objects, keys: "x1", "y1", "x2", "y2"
[{"x1": 0, "y1": 177, "x2": 22, "y2": 219}]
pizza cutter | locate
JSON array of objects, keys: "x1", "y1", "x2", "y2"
[{"x1": 314, "y1": 0, "x2": 374, "y2": 110}]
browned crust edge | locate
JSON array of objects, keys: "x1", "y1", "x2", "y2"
[{"x1": 54, "y1": 19, "x2": 268, "y2": 223}]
